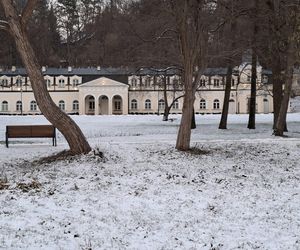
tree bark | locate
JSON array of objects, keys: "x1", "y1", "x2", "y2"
[
  {"x1": 219, "y1": 66, "x2": 233, "y2": 129},
  {"x1": 176, "y1": 64, "x2": 195, "y2": 151},
  {"x1": 162, "y1": 74, "x2": 169, "y2": 121},
  {"x1": 2, "y1": 1, "x2": 91, "y2": 155},
  {"x1": 247, "y1": 51, "x2": 257, "y2": 129},
  {"x1": 274, "y1": 38, "x2": 296, "y2": 136},
  {"x1": 191, "y1": 108, "x2": 196, "y2": 129},
  {"x1": 247, "y1": 0, "x2": 259, "y2": 130}
]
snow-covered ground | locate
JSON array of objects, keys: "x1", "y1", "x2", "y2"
[{"x1": 0, "y1": 114, "x2": 300, "y2": 249}]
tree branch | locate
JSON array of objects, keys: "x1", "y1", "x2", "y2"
[{"x1": 21, "y1": 0, "x2": 38, "y2": 27}]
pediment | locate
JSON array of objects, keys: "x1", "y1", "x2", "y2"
[{"x1": 79, "y1": 77, "x2": 128, "y2": 88}]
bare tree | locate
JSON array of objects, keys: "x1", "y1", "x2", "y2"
[
  {"x1": 0, "y1": 0, "x2": 91, "y2": 155},
  {"x1": 218, "y1": 0, "x2": 239, "y2": 129},
  {"x1": 274, "y1": 1, "x2": 300, "y2": 136},
  {"x1": 167, "y1": 0, "x2": 211, "y2": 151},
  {"x1": 247, "y1": 0, "x2": 259, "y2": 129}
]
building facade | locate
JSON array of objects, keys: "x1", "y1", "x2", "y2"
[{"x1": 0, "y1": 64, "x2": 275, "y2": 115}]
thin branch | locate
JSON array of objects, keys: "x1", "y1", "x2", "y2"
[{"x1": 21, "y1": 0, "x2": 38, "y2": 27}]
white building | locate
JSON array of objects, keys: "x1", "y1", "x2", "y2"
[{"x1": 0, "y1": 64, "x2": 274, "y2": 115}]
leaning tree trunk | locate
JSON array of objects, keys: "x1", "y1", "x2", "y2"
[
  {"x1": 274, "y1": 38, "x2": 295, "y2": 136},
  {"x1": 176, "y1": 64, "x2": 195, "y2": 151},
  {"x1": 219, "y1": 66, "x2": 233, "y2": 129},
  {"x1": 2, "y1": 1, "x2": 91, "y2": 155}
]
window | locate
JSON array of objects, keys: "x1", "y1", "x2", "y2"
[
  {"x1": 131, "y1": 99, "x2": 138, "y2": 110},
  {"x1": 173, "y1": 79, "x2": 179, "y2": 88},
  {"x1": 1, "y1": 79, "x2": 8, "y2": 87},
  {"x1": 247, "y1": 74, "x2": 251, "y2": 82},
  {"x1": 45, "y1": 79, "x2": 51, "y2": 88},
  {"x1": 200, "y1": 99, "x2": 206, "y2": 109},
  {"x1": 58, "y1": 79, "x2": 65, "y2": 88},
  {"x1": 114, "y1": 100, "x2": 121, "y2": 111},
  {"x1": 213, "y1": 99, "x2": 220, "y2": 109},
  {"x1": 89, "y1": 96, "x2": 95, "y2": 111},
  {"x1": 59, "y1": 100, "x2": 65, "y2": 111},
  {"x1": 213, "y1": 79, "x2": 220, "y2": 87},
  {"x1": 30, "y1": 100, "x2": 37, "y2": 111},
  {"x1": 73, "y1": 100, "x2": 79, "y2": 111},
  {"x1": 1, "y1": 101, "x2": 8, "y2": 111},
  {"x1": 73, "y1": 79, "x2": 79, "y2": 87},
  {"x1": 173, "y1": 99, "x2": 179, "y2": 109},
  {"x1": 200, "y1": 79, "x2": 206, "y2": 87},
  {"x1": 158, "y1": 99, "x2": 165, "y2": 110},
  {"x1": 231, "y1": 79, "x2": 235, "y2": 87},
  {"x1": 16, "y1": 101, "x2": 22, "y2": 111},
  {"x1": 145, "y1": 77, "x2": 151, "y2": 88},
  {"x1": 131, "y1": 78, "x2": 137, "y2": 88},
  {"x1": 16, "y1": 78, "x2": 22, "y2": 87},
  {"x1": 145, "y1": 99, "x2": 151, "y2": 110}
]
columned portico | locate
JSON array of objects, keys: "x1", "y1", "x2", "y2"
[{"x1": 78, "y1": 77, "x2": 129, "y2": 115}]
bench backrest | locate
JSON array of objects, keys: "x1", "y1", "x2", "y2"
[{"x1": 6, "y1": 125, "x2": 55, "y2": 138}]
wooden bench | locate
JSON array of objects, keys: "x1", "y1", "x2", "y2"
[{"x1": 5, "y1": 125, "x2": 57, "y2": 148}]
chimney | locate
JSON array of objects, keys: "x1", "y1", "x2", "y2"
[
  {"x1": 68, "y1": 66, "x2": 72, "y2": 72},
  {"x1": 11, "y1": 66, "x2": 16, "y2": 72},
  {"x1": 97, "y1": 66, "x2": 101, "y2": 71},
  {"x1": 42, "y1": 66, "x2": 47, "y2": 72}
]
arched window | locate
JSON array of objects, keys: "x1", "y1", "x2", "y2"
[
  {"x1": 145, "y1": 99, "x2": 151, "y2": 110},
  {"x1": 73, "y1": 100, "x2": 79, "y2": 111},
  {"x1": 30, "y1": 100, "x2": 37, "y2": 111},
  {"x1": 59, "y1": 100, "x2": 65, "y2": 111},
  {"x1": 213, "y1": 99, "x2": 220, "y2": 109},
  {"x1": 131, "y1": 99, "x2": 138, "y2": 110},
  {"x1": 16, "y1": 101, "x2": 22, "y2": 111},
  {"x1": 200, "y1": 99, "x2": 206, "y2": 109},
  {"x1": 1, "y1": 101, "x2": 8, "y2": 111},
  {"x1": 173, "y1": 99, "x2": 179, "y2": 109},
  {"x1": 58, "y1": 79, "x2": 65, "y2": 88},
  {"x1": 158, "y1": 99, "x2": 165, "y2": 110}
]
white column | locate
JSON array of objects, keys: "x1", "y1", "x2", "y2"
[
  {"x1": 109, "y1": 97, "x2": 113, "y2": 115},
  {"x1": 95, "y1": 96, "x2": 99, "y2": 115}
]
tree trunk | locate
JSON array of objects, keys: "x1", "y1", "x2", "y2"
[
  {"x1": 191, "y1": 108, "x2": 196, "y2": 129},
  {"x1": 274, "y1": 38, "x2": 295, "y2": 136},
  {"x1": 176, "y1": 64, "x2": 195, "y2": 151},
  {"x1": 219, "y1": 66, "x2": 233, "y2": 129},
  {"x1": 163, "y1": 106, "x2": 171, "y2": 121},
  {"x1": 2, "y1": 1, "x2": 91, "y2": 155},
  {"x1": 163, "y1": 74, "x2": 169, "y2": 121},
  {"x1": 272, "y1": 61, "x2": 283, "y2": 129},
  {"x1": 247, "y1": 51, "x2": 257, "y2": 129}
]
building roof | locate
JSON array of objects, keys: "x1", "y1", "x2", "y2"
[
  {"x1": 0, "y1": 67, "x2": 131, "y2": 76},
  {"x1": 0, "y1": 66, "x2": 278, "y2": 77}
]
